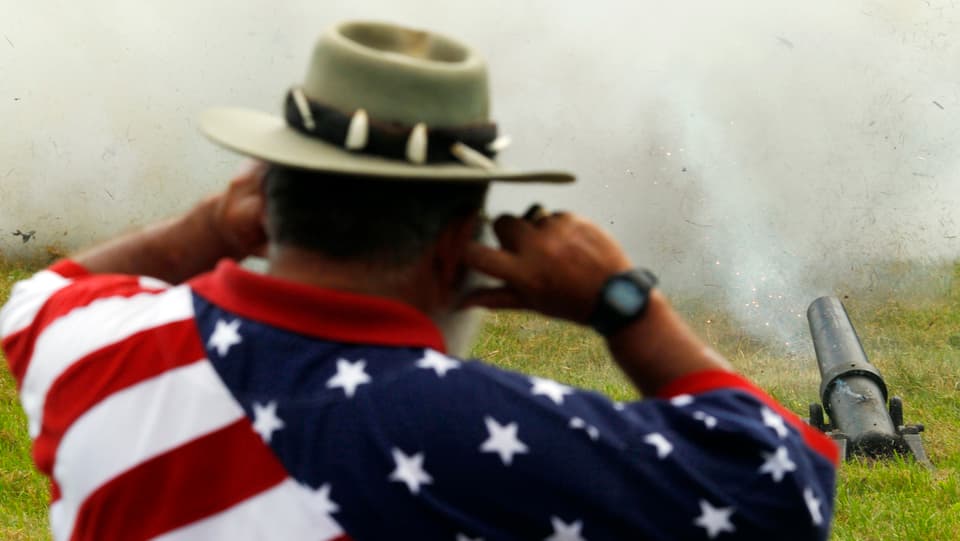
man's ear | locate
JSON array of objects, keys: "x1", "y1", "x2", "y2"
[
  {"x1": 432, "y1": 212, "x2": 482, "y2": 293},
  {"x1": 260, "y1": 204, "x2": 270, "y2": 236}
]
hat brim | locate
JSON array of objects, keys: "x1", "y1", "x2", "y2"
[{"x1": 200, "y1": 108, "x2": 575, "y2": 183}]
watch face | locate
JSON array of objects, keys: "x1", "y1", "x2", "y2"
[{"x1": 606, "y1": 279, "x2": 644, "y2": 315}]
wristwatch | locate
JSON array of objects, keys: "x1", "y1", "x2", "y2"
[{"x1": 588, "y1": 269, "x2": 659, "y2": 336}]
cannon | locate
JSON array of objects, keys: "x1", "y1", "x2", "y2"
[{"x1": 806, "y1": 296, "x2": 930, "y2": 465}]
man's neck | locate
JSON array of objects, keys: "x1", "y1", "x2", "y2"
[{"x1": 265, "y1": 245, "x2": 428, "y2": 312}]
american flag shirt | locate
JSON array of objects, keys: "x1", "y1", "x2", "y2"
[{"x1": 1, "y1": 259, "x2": 838, "y2": 541}]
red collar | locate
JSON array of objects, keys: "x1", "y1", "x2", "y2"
[{"x1": 190, "y1": 260, "x2": 446, "y2": 353}]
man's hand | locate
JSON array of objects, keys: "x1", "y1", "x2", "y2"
[
  {"x1": 463, "y1": 206, "x2": 731, "y2": 395},
  {"x1": 462, "y1": 209, "x2": 631, "y2": 324},
  {"x1": 206, "y1": 161, "x2": 268, "y2": 260},
  {"x1": 73, "y1": 161, "x2": 268, "y2": 283}
]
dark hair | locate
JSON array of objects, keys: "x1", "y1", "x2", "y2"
[{"x1": 264, "y1": 166, "x2": 489, "y2": 266}]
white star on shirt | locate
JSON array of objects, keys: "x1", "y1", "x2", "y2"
[
  {"x1": 569, "y1": 417, "x2": 599, "y2": 441},
  {"x1": 326, "y1": 359, "x2": 372, "y2": 398},
  {"x1": 456, "y1": 534, "x2": 483, "y2": 541},
  {"x1": 480, "y1": 416, "x2": 529, "y2": 465},
  {"x1": 693, "y1": 411, "x2": 718, "y2": 429},
  {"x1": 671, "y1": 394, "x2": 695, "y2": 407},
  {"x1": 251, "y1": 401, "x2": 285, "y2": 443},
  {"x1": 693, "y1": 499, "x2": 736, "y2": 539},
  {"x1": 208, "y1": 318, "x2": 242, "y2": 357},
  {"x1": 759, "y1": 446, "x2": 797, "y2": 482},
  {"x1": 295, "y1": 482, "x2": 339, "y2": 515},
  {"x1": 388, "y1": 448, "x2": 433, "y2": 494},
  {"x1": 644, "y1": 432, "x2": 673, "y2": 459},
  {"x1": 804, "y1": 487, "x2": 824, "y2": 526},
  {"x1": 761, "y1": 407, "x2": 789, "y2": 439},
  {"x1": 416, "y1": 349, "x2": 461, "y2": 377},
  {"x1": 530, "y1": 377, "x2": 574, "y2": 405},
  {"x1": 545, "y1": 516, "x2": 587, "y2": 541}
]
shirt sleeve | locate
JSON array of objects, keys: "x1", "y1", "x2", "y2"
[
  {"x1": 0, "y1": 259, "x2": 173, "y2": 431},
  {"x1": 1, "y1": 260, "x2": 91, "y2": 384},
  {"x1": 359, "y1": 359, "x2": 838, "y2": 541}
]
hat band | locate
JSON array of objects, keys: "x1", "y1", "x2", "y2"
[{"x1": 283, "y1": 88, "x2": 501, "y2": 167}]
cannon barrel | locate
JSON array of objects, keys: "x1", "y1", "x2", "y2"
[{"x1": 807, "y1": 296, "x2": 903, "y2": 457}]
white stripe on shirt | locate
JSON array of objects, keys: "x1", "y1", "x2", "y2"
[
  {"x1": 20, "y1": 286, "x2": 194, "y2": 438},
  {"x1": 153, "y1": 478, "x2": 345, "y2": 541},
  {"x1": 0, "y1": 270, "x2": 72, "y2": 339},
  {"x1": 49, "y1": 361, "x2": 244, "y2": 541}
]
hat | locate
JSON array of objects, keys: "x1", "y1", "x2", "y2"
[{"x1": 200, "y1": 21, "x2": 575, "y2": 183}]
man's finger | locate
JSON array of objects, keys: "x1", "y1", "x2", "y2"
[
  {"x1": 463, "y1": 242, "x2": 524, "y2": 284},
  {"x1": 536, "y1": 210, "x2": 575, "y2": 230},
  {"x1": 491, "y1": 214, "x2": 533, "y2": 252},
  {"x1": 459, "y1": 286, "x2": 525, "y2": 310},
  {"x1": 229, "y1": 161, "x2": 269, "y2": 194},
  {"x1": 522, "y1": 204, "x2": 548, "y2": 221}
]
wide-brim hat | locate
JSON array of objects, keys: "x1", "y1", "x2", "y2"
[{"x1": 200, "y1": 21, "x2": 574, "y2": 183}]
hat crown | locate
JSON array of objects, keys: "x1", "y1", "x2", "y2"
[{"x1": 303, "y1": 21, "x2": 490, "y2": 127}]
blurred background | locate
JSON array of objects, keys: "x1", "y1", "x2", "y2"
[{"x1": 3, "y1": 0, "x2": 960, "y2": 351}]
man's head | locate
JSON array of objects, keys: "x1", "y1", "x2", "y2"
[
  {"x1": 263, "y1": 165, "x2": 488, "y2": 269},
  {"x1": 262, "y1": 165, "x2": 490, "y2": 351},
  {"x1": 201, "y1": 20, "x2": 573, "y2": 353}
]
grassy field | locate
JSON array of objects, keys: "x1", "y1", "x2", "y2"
[
  {"x1": 0, "y1": 265, "x2": 48, "y2": 540},
  {"x1": 1, "y1": 262, "x2": 959, "y2": 539}
]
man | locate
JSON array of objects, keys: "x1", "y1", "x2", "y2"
[{"x1": 1, "y1": 20, "x2": 836, "y2": 540}]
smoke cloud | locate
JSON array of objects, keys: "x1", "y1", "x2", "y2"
[{"x1": 3, "y1": 0, "x2": 960, "y2": 348}]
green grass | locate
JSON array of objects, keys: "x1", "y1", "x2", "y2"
[
  {"x1": 0, "y1": 265, "x2": 49, "y2": 541},
  {"x1": 2, "y1": 263, "x2": 960, "y2": 539}
]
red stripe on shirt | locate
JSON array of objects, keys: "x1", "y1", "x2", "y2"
[
  {"x1": 49, "y1": 260, "x2": 90, "y2": 279},
  {"x1": 5, "y1": 326, "x2": 40, "y2": 385},
  {"x1": 32, "y1": 320, "x2": 206, "y2": 476},
  {"x1": 69, "y1": 420, "x2": 288, "y2": 541},
  {"x1": 2, "y1": 275, "x2": 168, "y2": 387},
  {"x1": 657, "y1": 369, "x2": 840, "y2": 465}
]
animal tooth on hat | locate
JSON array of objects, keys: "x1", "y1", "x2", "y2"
[
  {"x1": 451, "y1": 142, "x2": 496, "y2": 170},
  {"x1": 406, "y1": 123, "x2": 428, "y2": 164},
  {"x1": 291, "y1": 88, "x2": 316, "y2": 132},
  {"x1": 344, "y1": 109, "x2": 369, "y2": 150},
  {"x1": 487, "y1": 135, "x2": 512, "y2": 153}
]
